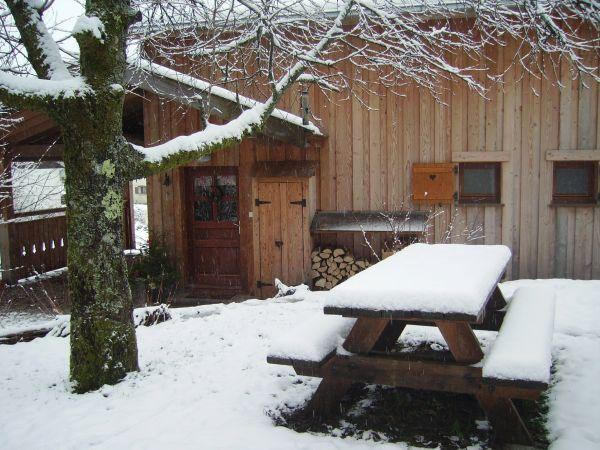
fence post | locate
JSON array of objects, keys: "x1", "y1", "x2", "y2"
[
  {"x1": 0, "y1": 221, "x2": 14, "y2": 283},
  {"x1": 0, "y1": 155, "x2": 15, "y2": 284}
]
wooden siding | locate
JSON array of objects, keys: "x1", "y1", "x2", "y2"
[
  {"x1": 145, "y1": 45, "x2": 600, "y2": 284},
  {"x1": 143, "y1": 94, "x2": 320, "y2": 295},
  {"x1": 302, "y1": 50, "x2": 600, "y2": 280}
]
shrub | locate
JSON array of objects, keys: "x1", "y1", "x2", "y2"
[{"x1": 129, "y1": 242, "x2": 178, "y2": 305}]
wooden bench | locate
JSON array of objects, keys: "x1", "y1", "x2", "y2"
[
  {"x1": 482, "y1": 286, "x2": 556, "y2": 392},
  {"x1": 267, "y1": 315, "x2": 355, "y2": 377}
]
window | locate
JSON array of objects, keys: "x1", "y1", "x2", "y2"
[
  {"x1": 553, "y1": 161, "x2": 597, "y2": 204},
  {"x1": 192, "y1": 173, "x2": 238, "y2": 223},
  {"x1": 134, "y1": 186, "x2": 146, "y2": 195},
  {"x1": 458, "y1": 162, "x2": 501, "y2": 204},
  {"x1": 11, "y1": 161, "x2": 66, "y2": 214}
]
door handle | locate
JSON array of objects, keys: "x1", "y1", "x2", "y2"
[{"x1": 275, "y1": 240, "x2": 283, "y2": 248}]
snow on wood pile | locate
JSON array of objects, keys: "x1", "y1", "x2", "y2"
[
  {"x1": 310, "y1": 247, "x2": 372, "y2": 290},
  {"x1": 325, "y1": 243, "x2": 511, "y2": 316},
  {"x1": 483, "y1": 286, "x2": 556, "y2": 384},
  {"x1": 268, "y1": 315, "x2": 355, "y2": 363}
]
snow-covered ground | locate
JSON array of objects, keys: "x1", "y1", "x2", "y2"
[
  {"x1": 0, "y1": 279, "x2": 598, "y2": 450},
  {"x1": 134, "y1": 203, "x2": 149, "y2": 249}
]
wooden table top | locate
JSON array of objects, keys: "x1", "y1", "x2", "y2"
[{"x1": 324, "y1": 244, "x2": 511, "y2": 323}]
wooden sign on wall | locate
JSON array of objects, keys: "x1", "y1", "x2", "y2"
[{"x1": 412, "y1": 163, "x2": 456, "y2": 204}]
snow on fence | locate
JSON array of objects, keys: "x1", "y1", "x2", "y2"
[{"x1": 0, "y1": 212, "x2": 67, "y2": 283}]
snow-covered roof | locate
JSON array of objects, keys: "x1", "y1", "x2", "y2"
[{"x1": 128, "y1": 60, "x2": 322, "y2": 137}]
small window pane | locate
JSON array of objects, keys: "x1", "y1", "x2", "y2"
[
  {"x1": 462, "y1": 167, "x2": 496, "y2": 195},
  {"x1": 216, "y1": 175, "x2": 237, "y2": 197},
  {"x1": 555, "y1": 167, "x2": 590, "y2": 195},
  {"x1": 218, "y1": 200, "x2": 238, "y2": 222},
  {"x1": 194, "y1": 200, "x2": 212, "y2": 221},
  {"x1": 459, "y1": 163, "x2": 500, "y2": 204},
  {"x1": 194, "y1": 176, "x2": 213, "y2": 196}
]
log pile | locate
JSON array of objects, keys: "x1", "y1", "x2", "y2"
[{"x1": 310, "y1": 247, "x2": 371, "y2": 290}]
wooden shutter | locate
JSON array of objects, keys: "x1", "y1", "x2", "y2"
[{"x1": 412, "y1": 163, "x2": 456, "y2": 204}]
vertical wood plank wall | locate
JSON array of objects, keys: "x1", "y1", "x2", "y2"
[
  {"x1": 305, "y1": 49, "x2": 600, "y2": 280},
  {"x1": 145, "y1": 46, "x2": 600, "y2": 284}
]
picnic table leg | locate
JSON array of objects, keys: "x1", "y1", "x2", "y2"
[
  {"x1": 478, "y1": 286, "x2": 508, "y2": 331},
  {"x1": 343, "y1": 317, "x2": 397, "y2": 353},
  {"x1": 307, "y1": 363, "x2": 354, "y2": 419},
  {"x1": 307, "y1": 317, "x2": 397, "y2": 419},
  {"x1": 435, "y1": 321, "x2": 483, "y2": 364},
  {"x1": 372, "y1": 320, "x2": 406, "y2": 352},
  {"x1": 477, "y1": 393, "x2": 533, "y2": 445},
  {"x1": 436, "y1": 320, "x2": 533, "y2": 446}
]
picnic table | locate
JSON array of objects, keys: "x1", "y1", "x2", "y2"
[{"x1": 269, "y1": 244, "x2": 556, "y2": 446}]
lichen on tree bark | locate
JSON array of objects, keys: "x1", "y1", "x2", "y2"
[{"x1": 59, "y1": 95, "x2": 140, "y2": 392}]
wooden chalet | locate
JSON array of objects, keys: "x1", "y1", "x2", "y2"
[
  {"x1": 136, "y1": 44, "x2": 600, "y2": 300},
  {"x1": 2, "y1": 36, "x2": 599, "y2": 295}
]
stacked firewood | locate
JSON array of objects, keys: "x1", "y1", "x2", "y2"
[{"x1": 310, "y1": 247, "x2": 371, "y2": 290}]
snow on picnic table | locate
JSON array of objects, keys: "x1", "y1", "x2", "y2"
[
  {"x1": 482, "y1": 286, "x2": 556, "y2": 384},
  {"x1": 326, "y1": 243, "x2": 511, "y2": 317},
  {"x1": 0, "y1": 279, "x2": 599, "y2": 450}
]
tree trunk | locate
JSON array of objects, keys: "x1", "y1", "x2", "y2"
[{"x1": 61, "y1": 94, "x2": 139, "y2": 393}]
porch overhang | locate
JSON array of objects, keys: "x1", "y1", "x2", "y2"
[{"x1": 125, "y1": 63, "x2": 324, "y2": 149}]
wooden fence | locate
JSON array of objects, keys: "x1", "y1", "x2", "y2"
[{"x1": 0, "y1": 211, "x2": 67, "y2": 283}]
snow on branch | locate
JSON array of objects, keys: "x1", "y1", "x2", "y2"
[
  {"x1": 133, "y1": 2, "x2": 357, "y2": 174},
  {"x1": 133, "y1": 105, "x2": 268, "y2": 165},
  {"x1": 298, "y1": 73, "x2": 341, "y2": 92},
  {"x1": 4, "y1": 0, "x2": 71, "y2": 81},
  {"x1": 0, "y1": 70, "x2": 89, "y2": 108},
  {"x1": 131, "y1": 0, "x2": 599, "y2": 174},
  {"x1": 134, "y1": 59, "x2": 321, "y2": 134},
  {"x1": 72, "y1": 15, "x2": 105, "y2": 42},
  {"x1": 471, "y1": 0, "x2": 600, "y2": 81},
  {"x1": 136, "y1": 0, "x2": 600, "y2": 104}
]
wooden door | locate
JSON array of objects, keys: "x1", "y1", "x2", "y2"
[
  {"x1": 186, "y1": 167, "x2": 241, "y2": 290},
  {"x1": 257, "y1": 181, "x2": 306, "y2": 297}
]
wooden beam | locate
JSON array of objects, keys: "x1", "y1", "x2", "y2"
[
  {"x1": 251, "y1": 160, "x2": 318, "y2": 178},
  {"x1": 372, "y1": 320, "x2": 406, "y2": 352},
  {"x1": 452, "y1": 151, "x2": 511, "y2": 162},
  {"x1": 123, "y1": 182, "x2": 135, "y2": 250},
  {"x1": 5, "y1": 114, "x2": 58, "y2": 145},
  {"x1": 306, "y1": 315, "x2": 394, "y2": 419},
  {"x1": 478, "y1": 286, "x2": 507, "y2": 331},
  {"x1": 324, "y1": 305, "x2": 479, "y2": 323},
  {"x1": 0, "y1": 157, "x2": 12, "y2": 221},
  {"x1": 8, "y1": 145, "x2": 64, "y2": 161},
  {"x1": 0, "y1": 222, "x2": 13, "y2": 283},
  {"x1": 323, "y1": 355, "x2": 542, "y2": 400},
  {"x1": 306, "y1": 364, "x2": 354, "y2": 419},
  {"x1": 545, "y1": 150, "x2": 600, "y2": 161}
]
